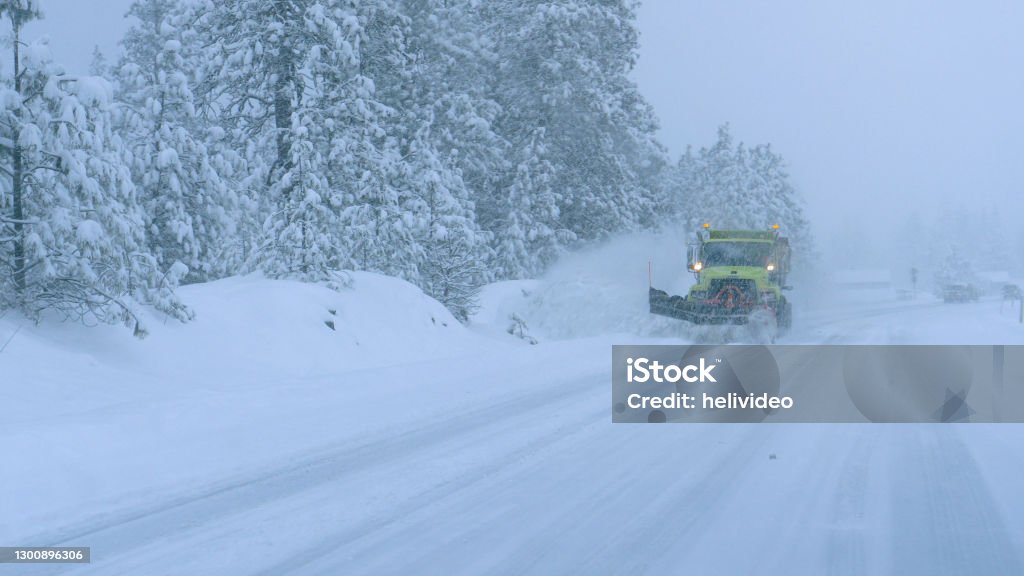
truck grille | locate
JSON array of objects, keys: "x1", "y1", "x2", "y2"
[{"x1": 707, "y1": 278, "x2": 758, "y2": 308}]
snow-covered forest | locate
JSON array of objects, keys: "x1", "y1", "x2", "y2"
[
  {"x1": 0, "y1": 0, "x2": 811, "y2": 332},
  {"x1": 7, "y1": 4, "x2": 1024, "y2": 573}
]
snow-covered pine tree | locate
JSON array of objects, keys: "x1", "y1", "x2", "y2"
[
  {"x1": 357, "y1": 0, "x2": 494, "y2": 316},
  {"x1": 88, "y1": 46, "x2": 108, "y2": 78},
  {"x1": 483, "y1": 0, "x2": 664, "y2": 274},
  {"x1": 175, "y1": 3, "x2": 254, "y2": 273},
  {"x1": 323, "y1": 1, "x2": 421, "y2": 282},
  {"x1": 405, "y1": 133, "x2": 487, "y2": 320},
  {"x1": 693, "y1": 124, "x2": 744, "y2": 226},
  {"x1": 192, "y1": 0, "x2": 414, "y2": 282},
  {"x1": 190, "y1": 0, "x2": 327, "y2": 280},
  {"x1": 0, "y1": 5, "x2": 187, "y2": 332},
  {"x1": 492, "y1": 128, "x2": 562, "y2": 279},
  {"x1": 668, "y1": 145, "x2": 701, "y2": 227},
  {"x1": 117, "y1": 0, "x2": 239, "y2": 284},
  {"x1": 394, "y1": 0, "x2": 504, "y2": 247},
  {"x1": 0, "y1": 0, "x2": 40, "y2": 305},
  {"x1": 933, "y1": 245, "x2": 975, "y2": 290},
  {"x1": 974, "y1": 205, "x2": 1010, "y2": 274},
  {"x1": 747, "y1": 143, "x2": 813, "y2": 253}
]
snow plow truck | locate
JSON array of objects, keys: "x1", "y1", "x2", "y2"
[{"x1": 649, "y1": 224, "x2": 793, "y2": 332}]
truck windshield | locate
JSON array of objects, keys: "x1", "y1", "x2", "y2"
[{"x1": 702, "y1": 242, "x2": 773, "y2": 267}]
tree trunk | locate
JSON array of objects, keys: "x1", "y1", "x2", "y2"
[
  {"x1": 11, "y1": 21, "x2": 25, "y2": 296},
  {"x1": 273, "y1": 42, "x2": 294, "y2": 202}
]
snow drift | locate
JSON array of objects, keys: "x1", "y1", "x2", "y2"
[{"x1": 0, "y1": 272, "x2": 495, "y2": 544}]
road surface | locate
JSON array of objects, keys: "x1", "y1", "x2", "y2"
[{"x1": 13, "y1": 294, "x2": 1024, "y2": 575}]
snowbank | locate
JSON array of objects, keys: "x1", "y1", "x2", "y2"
[
  {"x1": 3, "y1": 272, "x2": 479, "y2": 389},
  {"x1": 0, "y1": 272, "x2": 494, "y2": 542},
  {"x1": 150, "y1": 271, "x2": 482, "y2": 378}
]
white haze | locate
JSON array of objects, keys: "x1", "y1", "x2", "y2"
[{"x1": 633, "y1": 0, "x2": 1024, "y2": 273}]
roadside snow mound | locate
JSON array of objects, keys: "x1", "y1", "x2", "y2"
[
  {"x1": 1, "y1": 272, "x2": 482, "y2": 395},
  {"x1": 0, "y1": 272, "x2": 492, "y2": 545},
  {"x1": 151, "y1": 272, "x2": 481, "y2": 378}
]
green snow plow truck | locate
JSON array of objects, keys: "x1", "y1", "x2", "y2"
[{"x1": 649, "y1": 224, "x2": 793, "y2": 332}]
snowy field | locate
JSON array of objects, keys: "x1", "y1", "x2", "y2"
[{"x1": 5, "y1": 236, "x2": 1024, "y2": 575}]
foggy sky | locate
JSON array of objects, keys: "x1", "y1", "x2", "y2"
[
  {"x1": 14, "y1": 1, "x2": 1024, "y2": 266},
  {"x1": 21, "y1": 0, "x2": 131, "y2": 73},
  {"x1": 633, "y1": 0, "x2": 1024, "y2": 259}
]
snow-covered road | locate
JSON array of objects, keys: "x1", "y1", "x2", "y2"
[{"x1": 7, "y1": 275, "x2": 1024, "y2": 575}]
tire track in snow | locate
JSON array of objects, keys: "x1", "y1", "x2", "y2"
[
  {"x1": 735, "y1": 427, "x2": 865, "y2": 575},
  {"x1": 492, "y1": 425, "x2": 769, "y2": 576},
  {"x1": 888, "y1": 427, "x2": 1023, "y2": 575},
  {"x1": 576, "y1": 424, "x2": 777, "y2": 575},
  {"x1": 24, "y1": 369, "x2": 608, "y2": 575},
  {"x1": 254, "y1": 403, "x2": 613, "y2": 576},
  {"x1": 573, "y1": 351, "x2": 838, "y2": 575},
  {"x1": 823, "y1": 431, "x2": 873, "y2": 576}
]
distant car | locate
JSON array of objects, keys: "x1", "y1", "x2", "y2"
[
  {"x1": 942, "y1": 283, "x2": 980, "y2": 303},
  {"x1": 1002, "y1": 284, "x2": 1022, "y2": 301}
]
